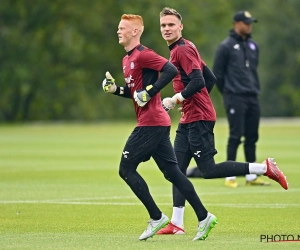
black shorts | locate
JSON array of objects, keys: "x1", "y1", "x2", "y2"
[
  {"x1": 174, "y1": 121, "x2": 217, "y2": 161},
  {"x1": 121, "y1": 126, "x2": 177, "y2": 165}
]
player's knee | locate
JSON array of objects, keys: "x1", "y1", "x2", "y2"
[
  {"x1": 160, "y1": 163, "x2": 179, "y2": 182},
  {"x1": 118, "y1": 165, "x2": 126, "y2": 180},
  {"x1": 119, "y1": 161, "x2": 135, "y2": 180},
  {"x1": 200, "y1": 169, "x2": 215, "y2": 179},
  {"x1": 196, "y1": 159, "x2": 216, "y2": 179},
  {"x1": 161, "y1": 169, "x2": 172, "y2": 181}
]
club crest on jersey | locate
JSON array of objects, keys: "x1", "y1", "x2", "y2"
[{"x1": 130, "y1": 62, "x2": 135, "y2": 69}]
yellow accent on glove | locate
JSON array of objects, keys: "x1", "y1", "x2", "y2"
[
  {"x1": 102, "y1": 71, "x2": 116, "y2": 93},
  {"x1": 105, "y1": 72, "x2": 115, "y2": 83},
  {"x1": 146, "y1": 85, "x2": 153, "y2": 91}
]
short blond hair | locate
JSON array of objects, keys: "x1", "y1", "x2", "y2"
[{"x1": 160, "y1": 7, "x2": 182, "y2": 21}]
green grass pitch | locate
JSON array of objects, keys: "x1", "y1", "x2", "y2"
[{"x1": 0, "y1": 119, "x2": 299, "y2": 249}]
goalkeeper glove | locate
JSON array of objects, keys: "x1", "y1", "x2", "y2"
[
  {"x1": 171, "y1": 92, "x2": 185, "y2": 104},
  {"x1": 162, "y1": 97, "x2": 175, "y2": 112},
  {"x1": 133, "y1": 85, "x2": 153, "y2": 107},
  {"x1": 102, "y1": 71, "x2": 116, "y2": 93},
  {"x1": 162, "y1": 92, "x2": 185, "y2": 112}
]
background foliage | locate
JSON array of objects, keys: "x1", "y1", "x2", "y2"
[{"x1": 1, "y1": 0, "x2": 300, "y2": 122}]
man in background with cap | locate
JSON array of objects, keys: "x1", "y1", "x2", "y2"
[{"x1": 211, "y1": 10, "x2": 270, "y2": 187}]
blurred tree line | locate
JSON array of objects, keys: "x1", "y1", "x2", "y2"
[{"x1": 1, "y1": 0, "x2": 300, "y2": 122}]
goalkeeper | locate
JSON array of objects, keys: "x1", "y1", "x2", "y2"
[
  {"x1": 103, "y1": 13, "x2": 221, "y2": 242},
  {"x1": 157, "y1": 7, "x2": 288, "y2": 236}
]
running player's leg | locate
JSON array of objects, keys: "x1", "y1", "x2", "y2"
[
  {"x1": 190, "y1": 120, "x2": 249, "y2": 179},
  {"x1": 119, "y1": 126, "x2": 165, "y2": 220},
  {"x1": 156, "y1": 150, "x2": 192, "y2": 234},
  {"x1": 173, "y1": 151, "x2": 192, "y2": 207},
  {"x1": 173, "y1": 123, "x2": 192, "y2": 208},
  {"x1": 153, "y1": 128, "x2": 218, "y2": 240},
  {"x1": 196, "y1": 158, "x2": 249, "y2": 178},
  {"x1": 119, "y1": 126, "x2": 172, "y2": 240},
  {"x1": 191, "y1": 121, "x2": 287, "y2": 189},
  {"x1": 152, "y1": 126, "x2": 208, "y2": 222},
  {"x1": 157, "y1": 124, "x2": 192, "y2": 234}
]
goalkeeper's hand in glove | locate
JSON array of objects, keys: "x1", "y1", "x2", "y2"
[
  {"x1": 133, "y1": 85, "x2": 153, "y2": 107},
  {"x1": 162, "y1": 97, "x2": 175, "y2": 112},
  {"x1": 162, "y1": 92, "x2": 185, "y2": 112},
  {"x1": 171, "y1": 92, "x2": 185, "y2": 104},
  {"x1": 102, "y1": 71, "x2": 117, "y2": 93}
]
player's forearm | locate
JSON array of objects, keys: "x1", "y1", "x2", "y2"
[
  {"x1": 146, "y1": 61, "x2": 177, "y2": 97},
  {"x1": 181, "y1": 69, "x2": 205, "y2": 99}
]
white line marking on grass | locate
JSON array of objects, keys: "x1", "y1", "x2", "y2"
[
  {"x1": 1, "y1": 188, "x2": 299, "y2": 208},
  {"x1": 0, "y1": 200, "x2": 143, "y2": 205},
  {"x1": 0, "y1": 200, "x2": 299, "y2": 208},
  {"x1": 48, "y1": 196, "x2": 137, "y2": 201},
  {"x1": 205, "y1": 203, "x2": 300, "y2": 208},
  {"x1": 197, "y1": 188, "x2": 300, "y2": 196}
]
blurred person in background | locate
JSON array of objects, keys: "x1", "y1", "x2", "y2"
[{"x1": 213, "y1": 10, "x2": 270, "y2": 188}]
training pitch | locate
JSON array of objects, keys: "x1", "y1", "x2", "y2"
[{"x1": 0, "y1": 119, "x2": 299, "y2": 249}]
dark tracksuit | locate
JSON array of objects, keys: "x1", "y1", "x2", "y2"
[{"x1": 213, "y1": 29, "x2": 260, "y2": 162}]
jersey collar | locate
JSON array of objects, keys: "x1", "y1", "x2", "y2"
[{"x1": 168, "y1": 37, "x2": 183, "y2": 51}]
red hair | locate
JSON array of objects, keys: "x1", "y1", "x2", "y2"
[{"x1": 121, "y1": 14, "x2": 144, "y2": 26}]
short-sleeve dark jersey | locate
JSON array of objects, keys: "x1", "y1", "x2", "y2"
[
  {"x1": 122, "y1": 45, "x2": 171, "y2": 126},
  {"x1": 169, "y1": 38, "x2": 216, "y2": 123}
]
